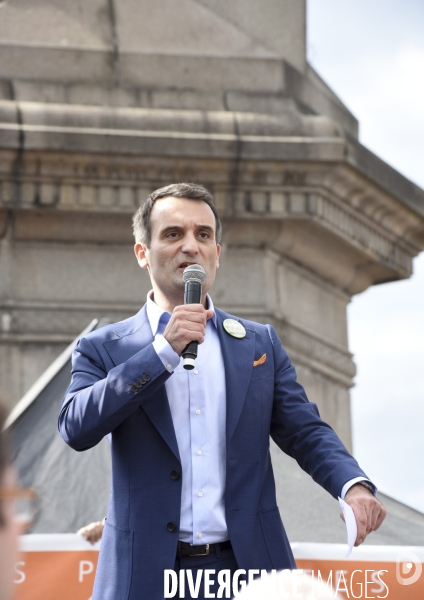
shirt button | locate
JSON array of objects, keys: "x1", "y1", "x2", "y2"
[
  {"x1": 195, "y1": 409, "x2": 201, "y2": 415},
  {"x1": 197, "y1": 491, "x2": 203, "y2": 497},
  {"x1": 166, "y1": 364, "x2": 172, "y2": 371},
  {"x1": 198, "y1": 533, "x2": 203, "y2": 539},
  {"x1": 196, "y1": 450, "x2": 202, "y2": 456},
  {"x1": 193, "y1": 369, "x2": 199, "y2": 375}
]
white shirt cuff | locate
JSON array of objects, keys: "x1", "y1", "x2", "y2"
[
  {"x1": 341, "y1": 477, "x2": 377, "y2": 499},
  {"x1": 152, "y1": 334, "x2": 180, "y2": 372}
]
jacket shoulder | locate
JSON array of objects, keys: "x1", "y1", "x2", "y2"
[
  {"x1": 82, "y1": 307, "x2": 147, "y2": 347},
  {"x1": 215, "y1": 307, "x2": 276, "y2": 337}
]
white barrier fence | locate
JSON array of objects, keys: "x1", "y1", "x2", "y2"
[{"x1": 13, "y1": 535, "x2": 424, "y2": 599}]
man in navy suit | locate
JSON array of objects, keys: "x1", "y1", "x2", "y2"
[{"x1": 59, "y1": 183, "x2": 386, "y2": 600}]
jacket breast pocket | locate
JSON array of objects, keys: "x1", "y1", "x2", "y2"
[{"x1": 250, "y1": 360, "x2": 273, "y2": 382}]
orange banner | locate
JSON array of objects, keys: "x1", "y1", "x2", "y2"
[
  {"x1": 13, "y1": 536, "x2": 424, "y2": 599},
  {"x1": 293, "y1": 543, "x2": 424, "y2": 599},
  {"x1": 296, "y1": 560, "x2": 423, "y2": 598},
  {"x1": 14, "y1": 535, "x2": 99, "y2": 600},
  {"x1": 14, "y1": 551, "x2": 98, "y2": 600}
]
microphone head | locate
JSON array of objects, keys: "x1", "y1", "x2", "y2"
[{"x1": 183, "y1": 264, "x2": 206, "y2": 284}]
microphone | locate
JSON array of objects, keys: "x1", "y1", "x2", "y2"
[{"x1": 182, "y1": 264, "x2": 207, "y2": 370}]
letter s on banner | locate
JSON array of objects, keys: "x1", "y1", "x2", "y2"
[
  {"x1": 14, "y1": 562, "x2": 26, "y2": 584},
  {"x1": 371, "y1": 570, "x2": 388, "y2": 598}
]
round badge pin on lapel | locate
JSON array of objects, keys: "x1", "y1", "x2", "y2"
[{"x1": 223, "y1": 319, "x2": 246, "y2": 339}]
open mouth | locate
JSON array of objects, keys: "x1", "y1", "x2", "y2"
[{"x1": 178, "y1": 262, "x2": 197, "y2": 270}]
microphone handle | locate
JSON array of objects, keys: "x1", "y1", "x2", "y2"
[
  {"x1": 184, "y1": 280, "x2": 202, "y2": 305},
  {"x1": 182, "y1": 280, "x2": 202, "y2": 370}
]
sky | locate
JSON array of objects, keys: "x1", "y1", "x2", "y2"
[{"x1": 308, "y1": 0, "x2": 424, "y2": 513}]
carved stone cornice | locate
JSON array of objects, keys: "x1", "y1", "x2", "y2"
[
  {"x1": 1, "y1": 150, "x2": 423, "y2": 294},
  {"x1": 230, "y1": 190, "x2": 414, "y2": 276}
]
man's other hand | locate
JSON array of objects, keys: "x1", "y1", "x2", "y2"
[
  {"x1": 163, "y1": 304, "x2": 214, "y2": 355},
  {"x1": 77, "y1": 518, "x2": 105, "y2": 545},
  {"x1": 342, "y1": 483, "x2": 387, "y2": 546}
]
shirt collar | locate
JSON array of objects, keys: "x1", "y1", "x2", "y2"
[{"x1": 146, "y1": 290, "x2": 217, "y2": 336}]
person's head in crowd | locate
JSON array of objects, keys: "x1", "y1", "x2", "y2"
[{"x1": 0, "y1": 404, "x2": 20, "y2": 600}]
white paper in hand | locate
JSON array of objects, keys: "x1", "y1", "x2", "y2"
[{"x1": 338, "y1": 497, "x2": 357, "y2": 557}]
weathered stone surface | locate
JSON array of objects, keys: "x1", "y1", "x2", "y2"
[
  {"x1": 0, "y1": 46, "x2": 115, "y2": 84},
  {"x1": 0, "y1": 0, "x2": 357, "y2": 136},
  {"x1": 195, "y1": 0, "x2": 306, "y2": 71},
  {"x1": 115, "y1": 0, "x2": 276, "y2": 58},
  {"x1": 0, "y1": 1, "x2": 113, "y2": 49},
  {"x1": 4, "y1": 241, "x2": 144, "y2": 305}
]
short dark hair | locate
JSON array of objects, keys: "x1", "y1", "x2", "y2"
[
  {"x1": 132, "y1": 183, "x2": 222, "y2": 247},
  {"x1": 0, "y1": 404, "x2": 10, "y2": 527}
]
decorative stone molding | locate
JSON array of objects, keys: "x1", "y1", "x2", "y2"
[
  {"x1": 232, "y1": 190, "x2": 413, "y2": 277},
  {"x1": 0, "y1": 151, "x2": 421, "y2": 290},
  {"x1": 0, "y1": 303, "x2": 138, "y2": 338},
  {"x1": 276, "y1": 319, "x2": 356, "y2": 381},
  {"x1": 0, "y1": 333, "x2": 74, "y2": 345}
]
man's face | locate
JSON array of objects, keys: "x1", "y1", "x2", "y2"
[{"x1": 135, "y1": 196, "x2": 221, "y2": 309}]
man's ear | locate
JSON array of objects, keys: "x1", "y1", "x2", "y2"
[
  {"x1": 215, "y1": 244, "x2": 221, "y2": 269},
  {"x1": 134, "y1": 243, "x2": 149, "y2": 271}
]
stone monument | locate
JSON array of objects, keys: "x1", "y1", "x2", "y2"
[{"x1": 1, "y1": 0, "x2": 424, "y2": 451}]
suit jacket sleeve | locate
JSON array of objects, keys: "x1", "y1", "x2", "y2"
[
  {"x1": 267, "y1": 324, "x2": 370, "y2": 499},
  {"x1": 58, "y1": 335, "x2": 171, "y2": 452}
]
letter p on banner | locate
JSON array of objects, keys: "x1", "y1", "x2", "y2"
[{"x1": 79, "y1": 561, "x2": 94, "y2": 583}]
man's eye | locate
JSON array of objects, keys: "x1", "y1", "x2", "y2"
[
  {"x1": 199, "y1": 232, "x2": 210, "y2": 239},
  {"x1": 166, "y1": 232, "x2": 179, "y2": 238}
]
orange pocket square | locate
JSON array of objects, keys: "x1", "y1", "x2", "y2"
[{"x1": 253, "y1": 353, "x2": 266, "y2": 367}]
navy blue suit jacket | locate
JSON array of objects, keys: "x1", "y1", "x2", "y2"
[{"x1": 59, "y1": 306, "x2": 368, "y2": 600}]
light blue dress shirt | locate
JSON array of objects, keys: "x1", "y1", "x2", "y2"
[
  {"x1": 146, "y1": 293, "x2": 374, "y2": 545},
  {"x1": 147, "y1": 293, "x2": 228, "y2": 544}
]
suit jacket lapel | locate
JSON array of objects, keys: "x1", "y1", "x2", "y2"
[
  {"x1": 104, "y1": 306, "x2": 180, "y2": 463},
  {"x1": 215, "y1": 309, "x2": 255, "y2": 443}
]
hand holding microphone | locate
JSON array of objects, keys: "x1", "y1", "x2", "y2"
[
  {"x1": 163, "y1": 265, "x2": 212, "y2": 367},
  {"x1": 181, "y1": 264, "x2": 206, "y2": 369}
]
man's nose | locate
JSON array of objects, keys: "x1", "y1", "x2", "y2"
[{"x1": 181, "y1": 233, "x2": 199, "y2": 254}]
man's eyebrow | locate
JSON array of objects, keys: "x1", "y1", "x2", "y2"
[
  {"x1": 160, "y1": 225, "x2": 183, "y2": 234},
  {"x1": 196, "y1": 224, "x2": 214, "y2": 232},
  {"x1": 160, "y1": 224, "x2": 215, "y2": 234}
]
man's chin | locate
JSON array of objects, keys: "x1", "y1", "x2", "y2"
[
  {"x1": 172, "y1": 275, "x2": 185, "y2": 288},
  {"x1": 166, "y1": 277, "x2": 185, "y2": 298}
]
